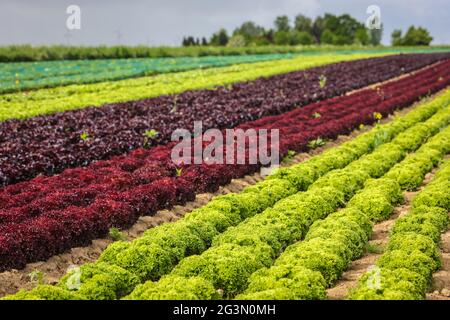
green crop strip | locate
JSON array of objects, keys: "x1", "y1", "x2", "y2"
[
  {"x1": 0, "y1": 53, "x2": 385, "y2": 122},
  {"x1": 349, "y1": 158, "x2": 450, "y2": 300},
  {"x1": 0, "y1": 53, "x2": 300, "y2": 94}
]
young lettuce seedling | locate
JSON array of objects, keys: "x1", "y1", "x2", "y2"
[
  {"x1": 143, "y1": 129, "x2": 159, "y2": 149},
  {"x1": 28, "y1": 270, "x2": 46, "y2": 285},
  {"x1": 282, "y1": 150, "x2": 297, "y2": 162},
  {"x1": 318, "y1": 75, "x2": 327, "y2": 88},
  {"x1": 109, "y1": 227, "x2": 126, "y2": 241},
  {"x1": 308, "y1": 137, "x2": 326, "y2": 149},
  {"x1": 80, "y1": 131, "x2": 90, "y2": 141}
]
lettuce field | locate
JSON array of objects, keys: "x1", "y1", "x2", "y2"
[{"x1": 0, "y1": 47, "x2": 449, "y2": 302}]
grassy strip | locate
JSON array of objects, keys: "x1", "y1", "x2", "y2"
[
  {"x1": 0, "y1": 45, "x2": 448, "y2": 62},
  {"x1": 0, "y1": 53, "x2": 383, "y2": 122},
  {"x1": 3, "y1": 91, "x2": 449, "y2": 300},
  {"x1": 349, "y1": 159, "x2": 450, "y2": 300}
]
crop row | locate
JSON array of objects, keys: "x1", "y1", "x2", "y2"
[
  {"x1": 0, "y1": 66, "x2": 448, "y2": 272},
  {"x1": 1, "y1": 63, "x2": 448, "y2": 211},
  {"x1": 2, "y1": 89, "x2": 449, "y2": 299},
  {"x1": 0, "y1": 53, "x2": 385, "y2": 186},
  {"x1": 0, "y1": 52, "x2": 380, "y2": 122},
  {"x1": 349, "y1": 159, "x2": 450, "y2": 300},
  {"x1": 238, "y1": 124, "x2": 450, "y2": 299},
  {"x1": 123, "y1": 110, "x2": 450, "y2": 300},
  {"x1": 0, "y1": 53, "x2": 299, "y2": 94},
  {"x1": 1, "y1": 54, "x2": 449, "y2": 186}
]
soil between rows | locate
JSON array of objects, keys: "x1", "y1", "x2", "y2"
[{"x1": 326, "y1": 156, "x2": 450, "y2": 300}]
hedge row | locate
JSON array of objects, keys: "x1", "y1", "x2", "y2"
[
  {"x1": 4, "y1": 89, "x2": 449, "y2": 300},
  {"x1": 350, "y1": 158, "x2": 450, "y2": 300},
  {"x1": 0, "y1": 44, "x2": 384, "y2": 62},
  {"x1": 238, "y1": 123, "x2": 450, "y2": 300},
  {"x1": 1, "y1": 44, "x2": 447, "y2": 62}
]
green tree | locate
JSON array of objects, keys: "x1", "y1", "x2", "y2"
[
  {"x1": 355, "y1": 28, "x2": 369, "y2": 45},
  {"x1": 368, "y1": 23, "x2": 383, "y2": 45},
  {"x1": 233, "y1": 21, "x2": 265, "y2": 43},
  {"x1": 402, "y1": 26, "x2": 433, "y2": 45},
  {"x1": 275, "y1": 15, "x2": 291, "y2": 32},
  {"x1": 320, "y1": 29, "x2": 335, "y2": 44},
  {"x1": 312, "y1": 16, "x2": 325, "y2": 43},
  {"x1": 274, "y1": 31, "x2": 291, "y2": 45},
  {"x1": 210, "y1": 28, "x2": 229, "y2": 46},
  {"x1": 290, "y1": 31, "x2": 315, "y2": 45},
  {"x1": 391, "y1": 29, "x2": 403, "y2": 46},
  {"x1": 263, "y1": 29, "x2": 275, "y2": 44},
  {"x1": 227, "y1": 34, "x2": 247, "y2": 47},
  {"x1": 182, "y1": 36, "x2": 196, "y2": 46},
  {"x1": 294, "y1": 14, "x2": 312, "y2": 33},
  {"x1": 322, "y1": 13, "x2": 365, "y2": 45}
]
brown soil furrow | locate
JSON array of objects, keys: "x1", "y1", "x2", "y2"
[
  {"x1": 0, "y1": 91, "x2": 437, "y2": 298},
  {"x1": 326, "y1": 170, "x2": 437, "y2": 300},
  {"x1": 344, "y1": 60, "x2": 445, "y2": 97},
  {"x1": 426, "y1": 155, "x2": 450, "y2": 300},
  {"x1": 427, "y1": 229, "x2": 450, "y2": 300}
]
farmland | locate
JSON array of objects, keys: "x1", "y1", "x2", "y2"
[{"x1": 0, "y1": 44, "x2": 449, "y2": 303}]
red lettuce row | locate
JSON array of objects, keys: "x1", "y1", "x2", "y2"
[
  {"x1": 0, "y1": 59, "x2": 448, "y2": 271},
  {"x1": 1, "y1": 53, "x2": 449, "y2": 186}
]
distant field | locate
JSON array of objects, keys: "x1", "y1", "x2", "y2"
[{"x1": 0, "y1": 53, "x2": 299, "y2": 93}]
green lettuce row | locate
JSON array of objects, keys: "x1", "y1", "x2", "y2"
[
  {"x1": 0, "y1": 54, "x2": 378, "y2": 122},
  {"x1": 412, "y1": 160, "x2": 450, "y2": 211},
  {"x1": 349, "y1": 159, "x2": 450, "y2": 300},
  {"x1": 238, "y1": 124, "x2": 450, "y2": 300},
  {"x1": 4, "y1": 92, "x2": 449, "y2": 300},
  {"x1": 122, "y1": 105, "x2": 450, "y2": 300},
  {"x1": 0, "y1": 286, "x2": 85, "y2": 301}
]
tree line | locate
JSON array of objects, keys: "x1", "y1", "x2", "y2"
[{"x1": 182, "y1": 13, "x2": 433, "y2": 47}]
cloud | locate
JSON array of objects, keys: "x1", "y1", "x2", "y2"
[{"x1": 0, "y1": 0, "x2": 447, "y2": 46}]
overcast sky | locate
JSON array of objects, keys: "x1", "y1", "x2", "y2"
[{"x1": 0, "y1": 0, "x2": 448, "y2": 46}]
